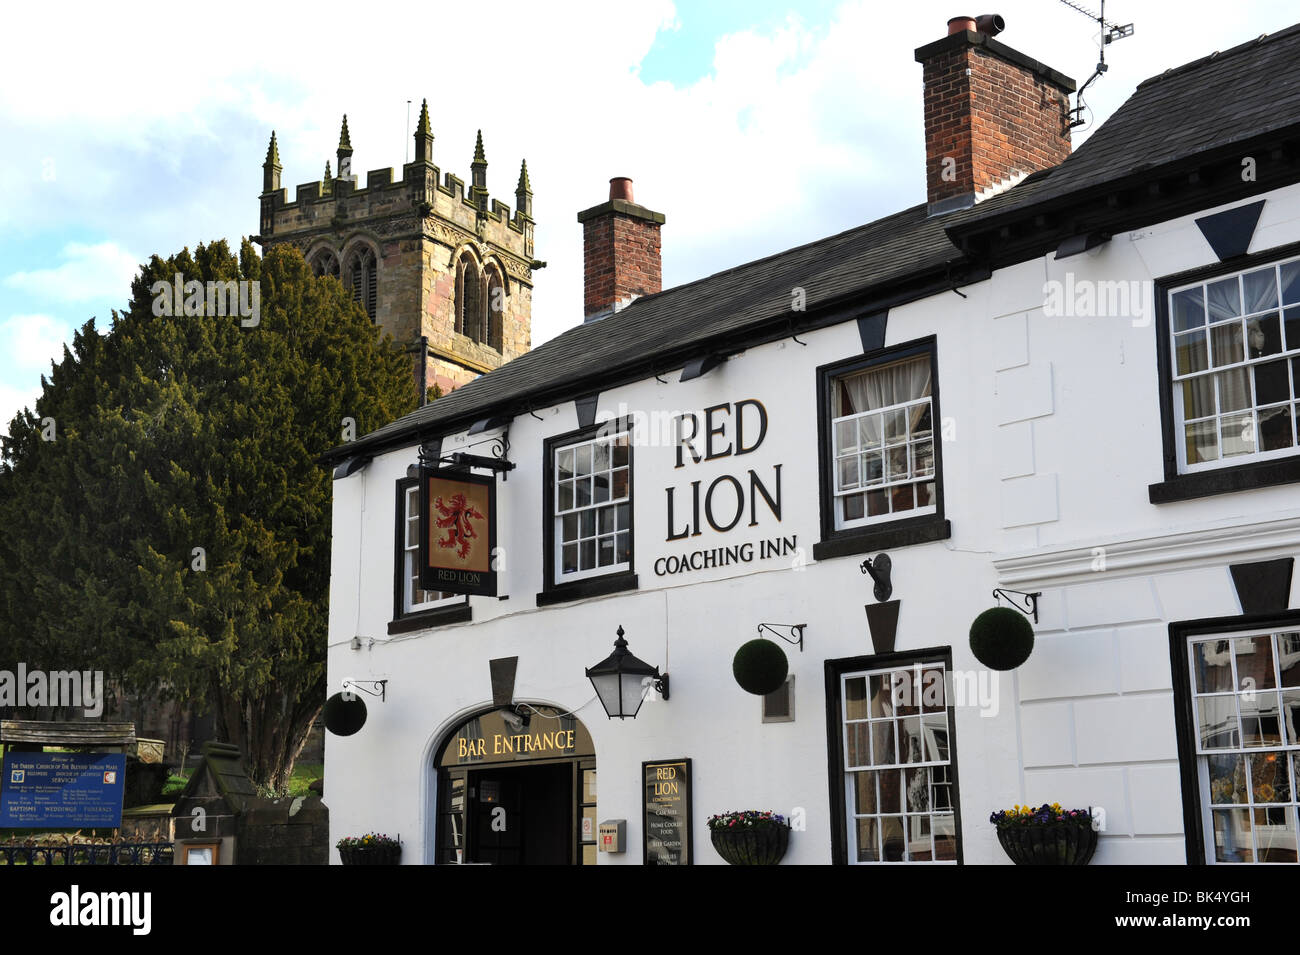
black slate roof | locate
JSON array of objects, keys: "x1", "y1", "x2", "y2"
[
  {"x1": 336, "y1": 203, "x2": 962, "y2": 458},
  {"x1": 950, "y1": 22, "x2": 1300, "y2": 229},
  {"x1": 329, "y1": 21, "x2": 1300, "y2": 461}
]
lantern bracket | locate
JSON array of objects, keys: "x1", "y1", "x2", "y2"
[
  {"x1": 992, "y1": 589, "x2": 1041, "y2": 625},
  {"x1": 757, "y1": 623, "x2": 805, "y2": 652},
  {"x1": 341, "y1": 679, "x2": 387, "y2": 702}
]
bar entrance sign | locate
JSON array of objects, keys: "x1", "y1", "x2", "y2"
[
  {"x1": 0, "y1": 752, "x2": 128, "y2": 828},
  {"x1": 643, "y1": 758, "x2": 692, "y2": 865}
]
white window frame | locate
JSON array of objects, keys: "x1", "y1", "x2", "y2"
[
  {"x1": 828, "y1": 355, "x2": 937, "y2": 532},
  {"x1": 840, "y1": 661, "x2": 957, "y2": 865},
  {"x1": 552, "y1": 429, "x2": 631, "y2": 585},
  {"x1": 401, "y1": 483, "x2": 460, "y2": 614},
  {"x1": 1169, "y1": 254, "x2": 1300, "y2": 474},
  {"x1": 1185, "y1": 626, "x2": 1300, "y2": 864}
]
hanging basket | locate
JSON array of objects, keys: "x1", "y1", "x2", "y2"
[
  {"x1": 732, "y1": 639, "x2": 789, "y2": 695},
  {"x1": 339, "y1": 843, "x2": 401, "y2": 865},
  {"x1": 969, "y1": 607, "x2": 1034, "y2": 670},
  {"x1": 995, "y1": 825, "x2": 1097, "y2": 865},
  {"x1": 710, "y1": 826, "x2": 790, "y2": 865}
]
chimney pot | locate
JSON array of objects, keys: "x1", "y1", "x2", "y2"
[
  {"x1": 609, "y1": 177, "x2": 634, "y2": 202},
  {"x1": 975, "y1": 14, "x2": 1005, "y2": 36},
  {"x1": 948, "y1": 16, "x2": 976, "y2": 35}
]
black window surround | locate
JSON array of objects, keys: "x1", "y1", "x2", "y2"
[
  {"x1": 389, "y1": 477, "x2": 471, "y2": 635},
  {"x1": 1169, "y1": 609, "x2": 1300, "y2": 864},
  {"x1": 1150, "y1": 240, "x2": 1300, "y2": 504},
  {"x1": 813, "y1": 337, "x2": 950, "y2": 562},
  {"x1": 536, "y1": 417, "x2": 638, "y2": 608},
  {"x1": 824, "y1": 646, "x2": 964, "y2": 865}
]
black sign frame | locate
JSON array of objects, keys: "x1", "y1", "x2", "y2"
[
  {"x1": 642, "y1": 757, "x2": 692, "y2": 865},
  {"x1": 418, "y1": 466, "x2": 498, "y2": 597}
]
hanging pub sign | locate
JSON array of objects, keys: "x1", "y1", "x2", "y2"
[
  {"x1": 643, "y1": 758, "x2": 692, "y2": 865},
  {"x1": 419, "y1": 467, "x2": 498, "y2": 597}
]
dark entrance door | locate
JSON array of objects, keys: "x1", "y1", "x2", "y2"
[{"x1": 468, "y1": 763, "x2": 572, "y2": 865}]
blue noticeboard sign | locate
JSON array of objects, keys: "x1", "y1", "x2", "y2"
[{"x1": 0, "y1": 752, "x2": 127, "y2": 828}]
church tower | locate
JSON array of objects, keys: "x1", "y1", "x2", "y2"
[{"x1": 255, "y1": 104, "x2": 538, "y2": 396}]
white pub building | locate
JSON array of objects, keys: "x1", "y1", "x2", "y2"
[{"x1": 321, "y1": 16, "x2": 1300, "y2": 864}]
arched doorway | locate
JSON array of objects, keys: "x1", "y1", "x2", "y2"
[{"x1": 433, "y1": 705, "x2": 596, "y2": 865}]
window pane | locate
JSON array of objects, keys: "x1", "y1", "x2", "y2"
[
  {"x1": 878, "y1": 769, "x2": 903, "y2": 813},
  {"x1": 852, "y1": 771, "x2": 877, "y2": 814},
  {"x1": 836, "y1": 419, "x2": 857, "y2": 452},
  {"x1": 1234, "y1": 635, "x2": 1276, "y2": 689},
  {"x1": 920, "y1": 668, "x2": 946, "y2": 711},
  {"x1": 871, "y1": 723, "x2": 896, "y2": 766},
  {"x1": 886, "y1": 445, "x2": 909, "y2": 481},
  {"x1": 838, "y1": 456, "x2": 860, "y2": 489},
  {"x1": 1185, "y1": 420, "x2": 1219, "y2": 464},
  {"x1": 1208, "y1": 753, "x2": 1245, "y2": 804},
  {"x1": 898, "y1": 717, "x2": 923, "y2": 762},
  {"x1": 1280, "y1": 633, "x2": 1300, "y2": 687},
  {"x1": 557, "y1": 448, "x2": 574, "y2": 479},
  {"x1": 904, "y1": 767, "x2": 930, "y2": 813},
  {"x1": 913, "y1": 404, "x2": 933, "y2": 437},
  {"x1": 615, "y1": 502, "x2": 630, "y2": 530},
  {"x1": 574, "y1": 444, "x2": 591, "y2": 475},
  {"x1": 1194, "y1": 639, "x2": 1235, "y2": 693},
  {"x1": 866, "y1": 488, "x2": 889, "y2": 516},
  {"x1": 580, "y1": 510, "x2": 596, "y2": 538},
  {"x1": 1286, "y1": 306, "x2": 1300, "y2": 351},
  {"x1": 1211, "y1": 322, "x2": 1245, "y2": 367},
  {"x1": 592, "y1": 441, "x2": 611, "y2": 472},
  {"x1": 855, "y1": 817, "x2": 880, "y2": 863},
  {"x1": 615, "y1": 531, "x2": 630, "y2": 563},
  {"x1": 579, "y1": 539, "x2": 595, "y2": 570},
  {"x1": 891, "y1": 483, "x2": 915, "y2": 513},
  {"x1": 846, "y1": 723, "x2": 870, "y2": 767},
  {"x1": 1256, "y1": 807, "x2": 1297, "y2": 863},
  {"x1": 1274, "y1": 407, "x2": 1300, "y2": 451},
  {"x1": 1219, "y1": 412, "x2": 1255, "y2": 457},
  {"x1": 1243, "y1": 267, "x2": 1279, "y2": 313},
  {"x1": 1248, "y1": 313, "x2": 1282, "y2": 357},
  {"x1": 576, "y1": 477, "x2": 591, "y2": 507},
  {"x1": 1198, "y1": 696, "x2": 1239, "y2": 750},
  {"x1": 842, "y1": 493, "x2": 865, "y2": 522},
  {"x1": 1283, "y1": 262, "x2": 1300, "y2": 306},
  {"x1": 1255, "y1": 360, "x2": 1290, "y2": 406},
  {"x1": 562, "y1": 544, "x2": 578, "y2": 574},
  {"x1": 592, "y1": 472, "x2": 610, "y2": 504},
  {"x1": 844, "y1": 677, "x2": 868, "y2": 720},
  {"x1": 883, "y1": 409, "x2": 907, "y2": 443},
  {"x1": 597, "y1": 536, "x2": 615, "y2": 567},
  {"x1": 1207, "y1": 277, "x2": 1242, "y2": 320},
  {"x1": 1240, "y1": 691, "x2": 1281, "y2": 747},
  {"x1": 1212, "y1": 809, "x2": 1254, "y2": 863},
  {"x1": 921, "y1": 715, "x2": 948, "y2": 761},
  {"x1": 863, "y1": 453, "x2": 884, "y2": 486},
  {"x1": 1182, "y1": 376, "x2": 1214, "y2": 418},
  {"x1": 558, "y1": 481, "x2": 574, "y2": 511},
  {"x1": 859, "y1": 416, "x2": 882, "y2": 450},
  {"x1": 612, "y1": 468, "x2": 629, "y2": 499},
  {"x1": 561, "y1": 513, "x2": 578, "y2": 543},
  {"x1": 1249, "y1": 753, "x2": 1290, "y2": 803},
  {"x1": 918, "y1": 481, "x2": 935, "y2": 507},
  {"x1": 1217, "y1": 368, "x2": 1250, "y2": 412},
  {"x1": 612, "y1": 436, "x2": 629, "y2": 468},
  {"x1": 1172, "y1": 287, "x2": 1206, "y2": 331},
  {"x1": 1176, "y1": 330, "x2": 1208, "y2": 374},
  {"x1": 913, "y1": 440, "x2": 934, "y2": 476},
  {"x1": 933, "y1": 815, "x2": 957, "y2": 861}
]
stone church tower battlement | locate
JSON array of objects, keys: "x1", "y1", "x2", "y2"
[{"x1": 254, "y1": 103, "x2": 539, "y2": 396}]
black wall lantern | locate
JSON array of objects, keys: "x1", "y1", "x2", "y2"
[{"x1": 585, "y1": 626, "x2": 669, "y2": 720}]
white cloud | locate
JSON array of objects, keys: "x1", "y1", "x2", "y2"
[
  {"x1": 1, "y1": 313, "x2": 70, "y2": 371},
  {"x1": 4, "y1": 242, "x2": 139, "y2": 304},
  {"x1": 0, "y1": 380, "x2": 43, "y2": 433}
]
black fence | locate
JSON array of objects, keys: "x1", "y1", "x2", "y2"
[{"x1": 0, "y1": 842, "x2": 173, "y2": 865}]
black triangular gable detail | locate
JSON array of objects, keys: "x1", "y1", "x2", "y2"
[
  {"x1": 1228, "y1": 557, "x2": 1293, "y2": 614},
  {"x1": 1195, "y1": 200, "x2": 1265, "y2": 261},
  {"x1": 857, "y1": 310, "x2": 888, "y2": 353},
  {"x1": 489, "y1": 656, "x2": 519, "y2": 707},
  {"x1": 574, "y1": 394, "x2": 600, "y2": 430},
  {"x1": 865, "y1": 600, "x2": 900, "y2": 655}
]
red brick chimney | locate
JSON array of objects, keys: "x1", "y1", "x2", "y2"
[
  {"x1": 577, "y1": 178, "x2": 665, "y2": 321},
  {"x1": 915, "y1": 16, "x2": 1076, "y2": 214}
]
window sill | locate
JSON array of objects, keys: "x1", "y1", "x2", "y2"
[
  {"x1": 1149, "y1": 457, "x2": 1300, "y2": 504},
  {"x1": 536, "y1": 572, "x2": 639, "y2": 607},
  {"x1": 813, "y1": 516, "x2": 951, "y2": 562},
  {"x1": 387, "y1": 602, "x2": 473, "y2": 635}
]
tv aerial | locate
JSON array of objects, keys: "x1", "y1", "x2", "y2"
[{"x1": 1058, "y1": 0, "x2": 1134, "y2": 130}]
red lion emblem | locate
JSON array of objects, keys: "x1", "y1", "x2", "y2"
[{"x1": 434, "y1": 493, "x2": 485, "y2": 560}]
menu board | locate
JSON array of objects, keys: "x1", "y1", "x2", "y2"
[{"x1": 643, "y1": 758, "x2": 692, "y2": 865}]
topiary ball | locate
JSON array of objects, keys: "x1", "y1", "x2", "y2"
[
  {"x1": 323, "y1": 692, "x2": 368, "y2": 736},
  {"x1": 969, "y1": 607, "x2": 1035, "y2": 670},
  {"x1": 732, "y1": 639, "x2": 789, "y2": 695}
]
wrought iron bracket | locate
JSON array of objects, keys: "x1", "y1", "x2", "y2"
[
  {"x1": 757, "y1": 623, "x2": 805, "y2": 652},
  {"x1": 341, "y1": 679, "x2": 387, "y2": 702},
  {"x1": 992, "y1": 588, "x2": 1041, "y2": 624}
]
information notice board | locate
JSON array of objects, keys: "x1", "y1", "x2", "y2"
[
  {"x1": 0, "y1": 752, "x2": 127, "y2": 828},
  {"x1": 642, "y1": 758, "x2": 692, "y2": 865}
]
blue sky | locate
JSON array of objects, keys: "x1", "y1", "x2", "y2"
[{"x1": 2, "y1": 0, "x2": 1298, "y2": 428}]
